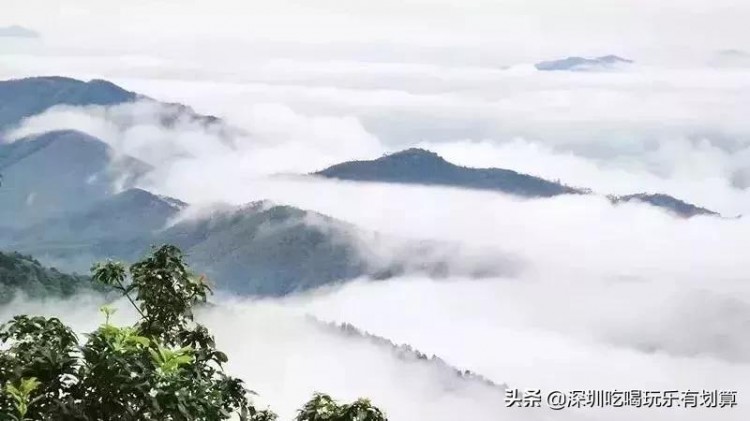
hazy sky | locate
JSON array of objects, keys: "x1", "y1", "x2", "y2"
[{"x1": 2, "y1": 0, "x2": 750, "y2": 62}]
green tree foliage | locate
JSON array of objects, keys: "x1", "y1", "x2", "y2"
[
  {"x1": 295, "y1": 394, "x2": 387, "y2": 421},
  {"x1": 0, "y1": 245, "x2": 386, "y2": 421}
]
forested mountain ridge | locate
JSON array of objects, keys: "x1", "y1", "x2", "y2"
[
  {"x1": 316, "y1": 148, "x2": 586, "y2": 198},
  {"x1": 317, "y1": 318, "x2": 504, "y2": 391},
  {"x1": 315, "y1": 148, "x2": 721, "y2": 218},
  {"x1": 0, "y1": 250, "x2": 92, "y2": 303},
  {"x1": 3, "y1": 196, "x2": 516, "y2": 296}
]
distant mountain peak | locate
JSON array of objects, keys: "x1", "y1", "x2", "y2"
[
  {"x1": 0, "y1": 25, "x2": 39, "y2": 38},
  {"x1": 315, "y1": 148, "x2": 584, "y2": 198},
  {"x1": 20, "y1": 76, "x2": 80, "y2": 83},
  {"x1": 110, "y1": 188, "x2": 188, "y2": 211},
  {"x1": 315, "y1": 149, "x2": 720, "y2": 218},
  {"x1": 535, "y1": 55, "x2": 634, "y2": 71},
  {"x1": 5, "y1": 76, "x2": 136, "y2": 96},
  {"x1": 79, "y1": 78, "x2": 138, "y2": 98},
  {"x1": 609, "y1": 193, "x2": 719, "y2": 218},
  {"x1": 597, "y1": 55, "x2": 632, "y2": 63},
  {"x1": 378, "y1": 148, "x2": 448, "y2": 164},
  {"x1": 0, "y1": 130, "x2": 151, "y2": 227},
  {"x1": 386, "y1": 147, "x2": 442, "y2": 158},
  {"x1": 29, "y1": 129, "x2": 106, "y2": 143},
  {"x1": 0, "y1": 77, "x2": 138, "y2": 129},
  {"x1": 1, "y1": 130, "x2": 110, "y2": 171},
  {"x1": 0, "y1": 76, "x2": 229, "y2": 138}
]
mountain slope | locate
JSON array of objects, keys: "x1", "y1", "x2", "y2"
[
  {"x1": 315, "y1": 319, "x2": 504, "y2": 390},
  {"x1": 13, "y1": 188, "x2": 186, "y2": 246},
  {"x1": 3, "y1": 201, "x2": 366, "y2": 296},
  {"x1": 159, "y1": 203, "x2": 368, "y2": 295},
  {"x1": 3, "y1": 195, "x2": 516, "y2": 296},
  {"x1": 609, "y1": 193, "x2": 719, "y2": 218},
  {"x1": 0, "y1": 130, "x2": 150, "y2": 228},
  {"x1": 0, "y1": 77, "x2": 137, "y2": 129},
  {"x1": 0, "y1": 76, "x2": 223, "y2": 135},
  {"x1": 0, "y1": 251, "x2": 91, "y2": 304},
  {"x1": 315, "y1": 148, "x2": 585, "y2": 198}
]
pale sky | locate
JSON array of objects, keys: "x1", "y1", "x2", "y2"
[{"x1": 2, "y1": 0, "x2": 750, "y2": 62}]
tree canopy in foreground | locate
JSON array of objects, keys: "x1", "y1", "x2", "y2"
[{"x1": 0, "y1": 245, "x2": 387, "y2": 421}]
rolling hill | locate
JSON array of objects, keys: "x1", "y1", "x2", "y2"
[{"x1": 315, "y1": 148, "x2": 586, "y2": 198}]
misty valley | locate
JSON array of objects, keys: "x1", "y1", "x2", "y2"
[{"x1": 2, "y1": 4, "x2": 750, "y2": 419}]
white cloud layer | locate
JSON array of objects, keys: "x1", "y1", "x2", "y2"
[
  {"x1": 3, "y1": 1, "x2": 750, "y2": 420},
  {"x1": 3, "y1": 273, "x2": 749, "y2": 421},
  {"x1": 3, "y1": 0, "x2": 750, "y2": 61}
]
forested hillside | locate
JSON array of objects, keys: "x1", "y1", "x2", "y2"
[{"x1": 0, "y1": 251, "x2": 91, "y2": 303}]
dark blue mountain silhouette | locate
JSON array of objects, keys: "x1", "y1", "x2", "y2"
[
  {"x1": 315, "y1": 148, "x2": 585, "y2": 198},
  {"x1": 0, "y1": 130, "x2": 150, "y2": 228},
  {"x1": 0, "y1": 77, "x2": 137, "y2": 128},
  {"x1": 0, "y1": 76, "x2": 221, "y2": 131},
  {"x1": 316, "y1": 148, "x2": 720, "y2": 218}
]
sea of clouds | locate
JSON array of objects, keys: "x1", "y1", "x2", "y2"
[{"x1": 3, "y1": 0, "x2": 750, "y2": 419}]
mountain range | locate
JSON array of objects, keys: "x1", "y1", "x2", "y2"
[
  {"x1": 1, "y1": 193, "x2": 370, "y2": 296},
  {"x1": 314, "y1": 148, "x2": 719, "y2": 218},
  {"x1": 0, "y1": 76, "x2": 725, "y2": 297},
  {"x1": 2, "y1": 186, "x2": 518, "y2": 295}
]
